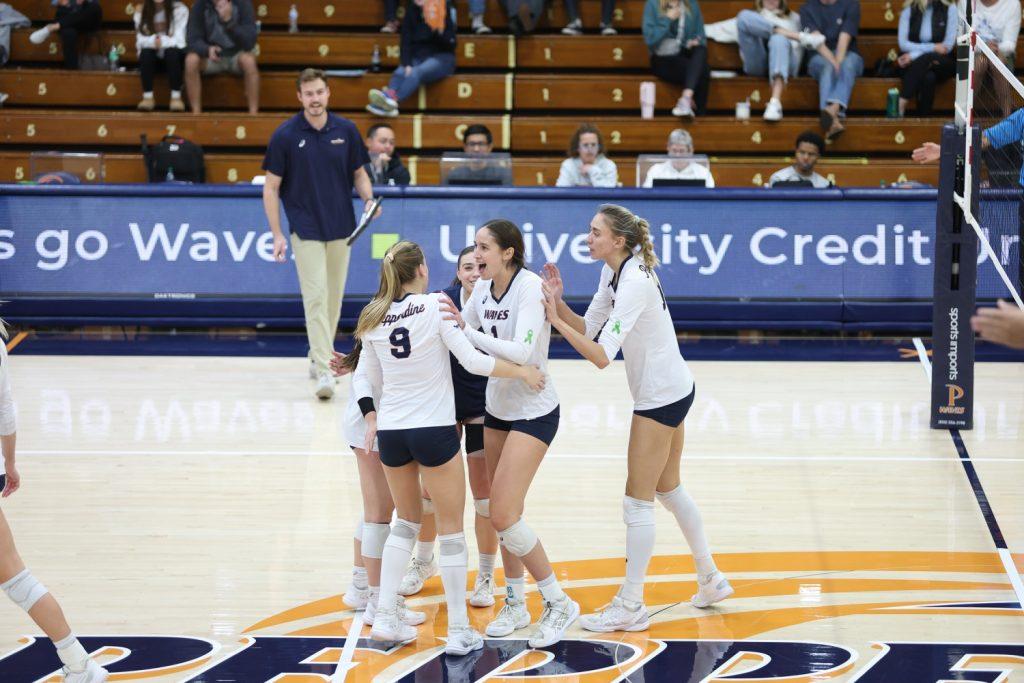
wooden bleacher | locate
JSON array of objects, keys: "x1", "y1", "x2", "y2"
[{"x1": 0, "y1": 0, "x2": 949, "y2": 187}]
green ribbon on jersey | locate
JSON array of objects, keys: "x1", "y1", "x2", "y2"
[
  {"x1": 612, "y1": 320, "x2": 622, "y2": 334},
  {"x1": 524, "y1": 329, "x2": 534, "y2": 344}
]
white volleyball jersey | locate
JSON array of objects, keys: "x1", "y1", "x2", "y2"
[
  {"x1": 359, "y1": 293, "x2": 496, "y2": 430},
  {"x1": 463, "y1": 268, "x2": 559, "y2": 421},
  {"x1": 584, "y1": 255, "x2": 694, "y2": 410},
  {"x1": 343, "y1": 358, "x2": 381, "y2": 451},
  {"x1": 0, "y1": 345, "x2": 15, "y2": 436}
]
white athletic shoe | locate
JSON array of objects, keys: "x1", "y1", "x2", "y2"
[
  {"x1": 469, "y1": 573, "x2": 496, "y2": 607},
  {"x1": 561, "y1": 18, "x2": 583, "y2": 35},
  {"x1": 580, "y1": 596, "x2": 650, "y2": 632},
  {"x1": 62, "y1": 659, "x2": 108, "y2": 683},
  {"x1": 671, "y1": 97, "x2": 695, "y2": 120},
  {"x1": 763, "y1": 98, "x2": 783, "y2": 122},
  {"x1": 342, "y1": 584, "x2": 370, "y2": 609},
  {"x1": 691, "y1": 571, "x2": 734, "y2": 608},
  {"x1": 528, "y1": 595, "x2": 580, "y2": 648},
  {"x1": 315, "y1": 371, "x2": 334, "y2": 400},
  {"x1": 444, "y1": 624, "x2": 484, "y2": 655},
  {"x1": 398, "y1": 557, "x2": 437, "y2": 596},
  {"x1": 369, "y1": 607, "x2": 418, "y2": 644},
  {"x1": 364, "y1": 595, "x2": 426, "y2": 626},
  {"x1": 485, "y1": 597, "x2": 531, "y2": 636},
  {"x1": 368, "y1": 88, "x2": 398, "y2": 111},
  {"x1": 29, "y1": 27, "x2": 51, "y2": 45}
]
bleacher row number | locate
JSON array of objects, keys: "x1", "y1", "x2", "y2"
[
  {"x1": 253, "y1": 44, "x2": 261, "y2": 57},
  {"x1": 257, "y1": 4, "x2": 267, "y2": 17},
  {"x1": 895, "y1": 130, "x2": 905, "y2": 144},
  {"x1": 85, "y1": 168, "x2": 96, "y2": 181},
  {"x1": 107, "y1": 83, "x2": 117, "y2": 96},
  {"x1": 544, "y1": 47, "x2": 552, "y2": 61},
  {"x1": 883, "y1": 2, "x2": 895, "y2": 21},
  {"x1": 751, "y1": 131, "x2": 762, "y2": 144},
  {"x1": 464, "y1": 43, "x2": 475, "y2": 59},
  {"x1": 610, "y1": 131, "x2": 621, "y2": 144},
  {"x1": 614, "y1": 8, "x2": 624, "y2": 20},
  {"x1": 98, "y1": 125, "x2": 108, "y2": 138},
  {"x1": 749, "y1": 89, "x2": 761, "y2": 103},
  {"x1": 612, "y1": 88, "x2": 622, "y2": 102},
  {"x1": 237, "y1": 126, "x2": 247, "y2": 140},
  {"x1": 124, "y1": 2, "x2": 133, "y2": 15},
  {"x1": 38, "y1": 82, "x2": 46, "y2": 96},
  {"x1": 48, "y1": 42, "x2": 57, "y2": 55},
  {"x1": 14, "y1": 167, "x2": 24, "y2": 181},
  {"x1": 228, "y1": 168, "x2": 238, "y2": 182},
  {"x1": 612, "y1": 48, "x2": 623, "y2": 61},
  {"x1": 752, "y1": 173, "x2": 763, "y2": 186},
  {"x1": 827, "y1": 173, "x2": 837, "y2": 184},
  {"x1": 319, "y1": 44, "x2": 329, "y2": 57},
  {"x1": 539, "y1": 130, "x2": 547, "y2": 143},
  {"x1": 26, "y1": 124, "x2": 35, "y2": 137},
  {"x1": 897, "y1": 173, "x2": 908, "y2": 182},
  {"x1": 536, "y1": 172, "x2": 545, "y2": 185},
  {"x1": 387, "y1": 45, "x2": 400, "y2": 59},
  {"x1": 541, "y1": 88, "x2": 550, "y2": 102},
  {"x1": 888, "y1": 48, "x2": 898, "y2": 61},
  {"x1": 325, "y1": 5, "x2": 336, "y2": 18}
]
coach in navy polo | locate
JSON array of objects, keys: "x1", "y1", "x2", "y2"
[{"x1": 262, "y1": 67, "x2": 376, "y2": 400}]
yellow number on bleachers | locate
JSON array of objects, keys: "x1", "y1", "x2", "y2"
[
  {"x1": 97, "y1": 125, "x2": 108, "y2": 138},
  {"x1": 749, "y1": 89, "x2": 761, "y2": 103},
  {"x1": 751, "y1": 131, "x2": 762, "y2": 144},
  {"x1": 26, "y1": 124, "x2": 35, "y2": 137},
  {"x1": 541, "y1": 88, "x2": 549, "y2": 102},
  {"x1": 324, "y1": 5, "x2": 335, "y2": 17},
  {"x1": 396, "y1": 5, "x2": 405, "y2": 18},
  {"x1": 543, "y1": 47, "x2": 552, "y2": 61},
  {"x1": 536, "y1": 172, "x2": 545, "y2": 185},
  {"x1": 85, "y1": 167, "x2": 96, "y2": 180},
  {"x1": 540, "y1": 130, "x2": 547, "y2": 144},
  {"x1": 48, "y1": 42, "x2": 57, "y2": 54},
  {"x1": 14, "y1": 167, "x2": 24, "y2": 180},
  {"x1": 614, "y1": 8, "x2": 624, "y2": 20},
  {"x1": 827, "y1": 173, "x2": 836, "y2": 184},
  {"x1": 464, "y1": 43, "x2": 476, "y2": 59},
  {"x1": 884, "y1": 2, "x2": 895, "y2": 21},
  {"x1": 253, "y1": 44, "x2": 261, "y2": 57},
  {"x1": 455, "y1": 124, "x2": 467, "y2": 140},
  {"x1": 228, "y1": 168, "x2": 238, "y2": 182},
  {"x1": 166, "y1": 125, "x2": 177, "y2": 136},
  {"x1": 117, "y1": 43, "x2": 125, "y2": 55},
  {"x1": 386, "y1": 45, "x2": 400, "y2": 58},
  {"x1": 897, "y1": 173, "x2": 907, "y2": 182},
  {"x1": 318, "y1": 44, "x2": 329, "y2": 56},
  {"x1": 887, "y1": 48, "x2": 897, "y2": 61},
  {"x1": 612, "y1": 47, "x2": 623, "y2": 61},
  {"x1": 257, "y1": 4, "x2": 267, "y2": 17},
  {"x1": 237, "y1": 126, "x2": 247, "y2": 140},
  {"x1": 894, "y1": 130, "x2": 905, "y2": 144},
  {"x1": 610, "y1": 130, "x2": 621, "y2": 144},
  {"x1": 106, "y1": 83, "x2": 117, "y2": 96},
  {"x1": 124, "y1": 3, "x2": 133, "y2": 15},
  {"x1": 612, "y1": 88, "x2": 622, "y2": 102},
  {"x1": 458, "y1": 82, "x2": 473, "y2": 98},
  {"x1": 752, "y1": 173, "x2": 763, "y2": 186},
  {"x1": 37, "y1": 82, "x2": 46, "y2": 96}
]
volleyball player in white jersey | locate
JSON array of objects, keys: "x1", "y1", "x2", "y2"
[
  {"x1": 440, "y1": 219, "x2": 581, "y2": 648},
  {"x1": 0, "y1": 321, "x2": 109, "y2": 682},
  {"x1": 540, "y1": 204, "x2": 732, "y2": 632},
  {"x1": 353, "y1": 242, "x2": 544, "y2": 654}
]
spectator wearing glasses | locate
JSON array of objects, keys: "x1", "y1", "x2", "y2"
[
  {"x1": 642, "y1": 128, "x2": 714, "y2": 187},
  {"x1": 556, "y1": 123, "x2": 619, "y2": 187},
  {"x1": 445, "y1": 124, "x2": 514, "y2": 186}
]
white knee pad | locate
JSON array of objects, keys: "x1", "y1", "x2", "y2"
[
  {"x1": 623, "y1": 496, "x2": 656, "y2": 526},
  {"x1": 354, "y1": 518, "x2": 364, "y2": 542},
  {"x1": 498, "y1": 519, "x2": 538, "y2": 557},
  {"x1": 1, "y1": 569, "x2": 47, "y2": 612},
  {"x1": 473, "y1": 498, "x2": 490, "y2": 518},
  {"x1": 437, "y1": 533, "x2": 468, "y2": 568},
  {"x1": 422, "y1": 497, "x2": 435, "y2": 515},
  {"x1": 361, "y1": 522, "x2": 391, "y2": 560}
]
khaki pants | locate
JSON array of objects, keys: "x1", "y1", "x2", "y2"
[{"x1": 291, "y1": 234, "x2": 351, "y2": 374}]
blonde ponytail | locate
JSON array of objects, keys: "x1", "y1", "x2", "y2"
[
  {"x1": 0, "y1": 318, "x2": 6, "y2": 340},
  {"x1": 354, "y1": 241, "x2": 425, "y2": 339},
  {"x1": 597, "y1": 204, "x2": 659, "y2": 270}
]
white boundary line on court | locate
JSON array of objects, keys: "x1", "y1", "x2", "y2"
[
  {"x1": 332, "y1": 612, "x2": 363, "y2": 682},
  {"x1": 912, "y1": 338, "x2": 1024, "y2": 610}
]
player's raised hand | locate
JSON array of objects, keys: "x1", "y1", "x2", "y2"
[
  {"x1": 541, "y1": 263, "x2": 564, "y2": 302},
  {"x1": 541, "y1": 282, "x2": 561, "y2": 324}
]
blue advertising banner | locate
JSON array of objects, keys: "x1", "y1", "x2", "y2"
[{"x1": 0, "y1": 185, "x2": 1019, "y2": 326}]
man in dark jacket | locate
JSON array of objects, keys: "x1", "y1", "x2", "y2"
[
  {"x1": 184, "y1": 0, "x2": 259, "y2": 114},
  {"x1": 363, "y1": 124, "x2": 411, "y2": 186}
]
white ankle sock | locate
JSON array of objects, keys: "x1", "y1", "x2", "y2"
[
  {"x1": 656, "y1": 485, "x2": 717, "y2": 576},
  {"x1": 170, "y1": 90, "x2": 181, "y2": 98},
  {"x1": 378, "y1": 519, "x2": 420, "y2": 612},
  {"x1": 54, "y1": 634, "x2": 88, "y2": 673},
  {"x1": 415, "y1": 540, "x2": 434, "y2": 564},
  {"x1": 536, "y1": 574, "x2": 566, "y2": 603},
  {"x1": 438, "y1": 533, "x2": 469, "y2": 627},
  {"x1": 478, "y1": 553, "x2": 497, "y2": 577},
  {"x1": 142, "y1": 91, "x2": 154, "y2": 99},
  {"x1": 505, "y1": 576, "x2": 525, "y2": 602},
  {"x1": 352, "y1": 566, "x2": 368, "y2": 590}
]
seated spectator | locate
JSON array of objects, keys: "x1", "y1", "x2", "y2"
[
  {"x1": 769, "y1": 130, "x2": 832, "y2": 187},
  {"x1": 800, "y1": 0, "x2": 863, "y2": 141},
  {"x1": 505, "y1": 0, "x2": 548, "y2": 35},
  {"x1": 184, "y1": 0, "x2": 259, "y2": 114},
  {"x1": 364, "y1": 123, "x2": 411, "y2": 185},
  {"x1": 367, "y1": 0, "x2": 456, "y2": 117},
  {"x1": 444, "y1": 124, "x2": 514, "y2": 186},
  {"x1": 29, "y1": 0, "x2": 102, "y2": 70},
  {"x1": 381, "y1": 0, "x2": 401, "y2": 33},
  {"x1": 643, "y1": 0, "x2": 710, "y2": 119},
  {"x1": 562, "y1": 0, "x2": 618, "y2": 35},
  {"x1": 896, "y1": 0, "x2": 956, "y2": 116},
  {"x1": 557, "y1": 123, "x2": 618, "y2": 187},
  {"x1": 642, "y1": 128, "x2": 714, "y2": 187},
  {"x1": 971, "y1": 0, "x2": 1020, "y2": 117},
  {"x1": 134, "y1": 0, "x2": 189, "y2": 112},
  {"x1": 737, "y1": 0, "x2": 814, "y2": 121}
]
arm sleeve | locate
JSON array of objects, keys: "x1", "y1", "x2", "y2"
[
  {"x1": 186, "y1": 2, "x2": 209, "y2": 54},
  {"x1": 463, "y1": 279, "x2": 546, "y2": 364},
  {"x1": 0, "y1": 351, "x2": 16, "y2": 436},
  {"x1": 555, "y1": 158, "x2": 575, "y2": 187},
  {"x1": 225, "y1": 0, "x2": 258, "y2": 51},
  {"x1": 841, "y1": 0, "x2": 860, "y2": 38},
  {"x1": 349, "y1": 126, "x2": 371, "y2": 171},
  {"x1": 1000, "y1": 0, "x2": 1021, "y2": 55},
  {"x1": 942, "y1": 5, "x2": 957, "y2": 50},
  {"x1": 135, "y1": 11, "x2": 157, "y2": 51},
  {"x1": 168, "y1": 5, "x2": 190, "y2": 49},
  {"x1": 439, "y1": 309, "x2": 497, "y2": 377},
  {"x1": 596, "y1": 278, "x2": 648, "y2": 362},
  {"x1": 583, "y1": 274, "x2": 614, "y2": 339},
  {"x1": 985, "y1": 108, "x2": 1024, "y2": 148},
  {"x1": 590, "y1": 158, "x2": 619, "y2": 187},
  {"x1": 799, "y1": 4, "x2": 820, "y2": 32},
  {"x1": 262, "y1": 130, "x2": 287, "y2": 175},
  {"x1": 643, "y1": 0, "x2": 675, "y2": 48},
  {"x1": 692, "y1": 1, "x2": 707, "y2": 44}
]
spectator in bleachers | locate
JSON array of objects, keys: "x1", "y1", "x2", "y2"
[
  {"x1": 367, "y1": 0, "x2": 456, "y2": 117},
  {"x1": 642, "y1": 0, "x2": 709, "y2": 119},
  {"x1": 445, "y1": 124, "x2": 514, "y2": 185},
  {"x1": 769, "y1": 130, "x2": 832, "y2": 186},
  {"x1": 384, "y1": 0, "x2": 491, "y2": 34},
  {"x1": 736, "y1": 0, "x2": 814, "y2": 121},
  {"x1": 134, "y1": 0, "x2": 189, "y2": 112},
  {"x1": 642, "y1": 128, "x2": 714, "y2": 186},
  {"x1": 896, "y1": 0, "x2": 956, "y2": 116},
  {"x1": 800, "y1": 0, "x2": 863, "y2": 142},
  {"x1": 562, "y1": 0, "x2": 618, "y2": 35},
  {"x1": 363, "y1": 123, "x2": 411, "y2": 185},
  {"x1": 556, "y1": 123, "x2": 618, "y2": 187},
  {"x1": 505, "y1": 0, "x2": 547, "y2": 35},
  {"x1": 381, "y1": 0, "x2": 402, "y2": 33},
  {"x1": 29, "y1": 0, "x2": 102, "y2": 71},
  {"x1": 184, "y1": 0, "x2": 259, "y2": 115},
  {"x1": 969, "y1": 0, "x2": 1020, "y2": 117}
]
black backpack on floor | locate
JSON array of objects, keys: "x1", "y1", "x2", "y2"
[{"x1": 141, "y1": 134, "x2": 206, "y2": 183}]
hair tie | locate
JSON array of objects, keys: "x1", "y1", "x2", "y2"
[
  {"x1": 632, "y1": 243, "x2": 643, "y2": 254},
  {"x1": 385, "y1": 252, "x2": 395, "y2": 263}
]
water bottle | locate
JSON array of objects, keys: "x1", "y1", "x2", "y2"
[
  {"x1": 371, "y1": 44, "x2": 381, "y2": 73},
  {"x1": 108, "y1": 45, "x2": 119, "y2": 72},
  {"x1": 165, "y1": 166, "x2": 175, "y2": 182},
  {"x1": 288, "y1": 4, "x2": 298, "y2": 33},
  {"x1": 886, "y1": 87, "x2": 900, "y2": 118}
]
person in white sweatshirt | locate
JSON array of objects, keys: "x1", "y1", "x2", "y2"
[
  {"x1": 556, "y1": 123, "x2": 619, "y2": 187},
  {"x1": 968, "y1": 0, "x2": 1020, "y2": 116},
  {"x1": 134, "y1": 0, "x2": 190, "y2": 111}
]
